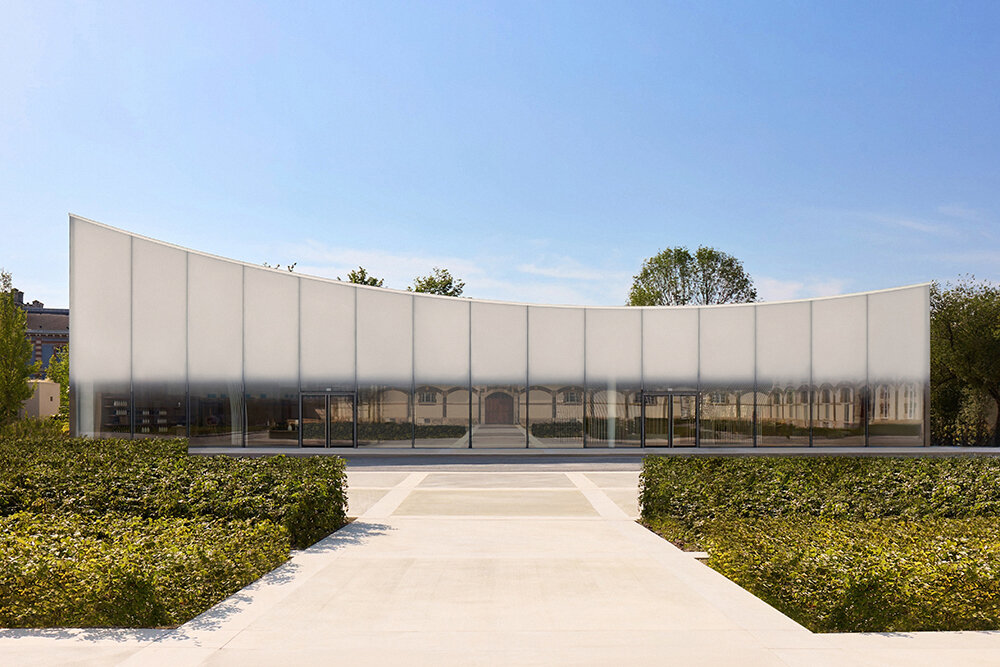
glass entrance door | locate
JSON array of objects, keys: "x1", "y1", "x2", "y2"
[
  {"x1": 642, "y1": 393, "x2": 698, "y2": 447},
  {"x1": 300, "y1": 393, "x2": 355, "y2": 447}
]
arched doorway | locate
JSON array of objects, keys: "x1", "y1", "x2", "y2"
[{"x1": 484, "y1": 392, "x2": 514, "y2": 424}]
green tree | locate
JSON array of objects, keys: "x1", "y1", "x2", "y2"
[
  {"x1": 339, "y1": 267, "x2": 384, "y2": 287},
  {"x1": 627, "y1": 246, "x2": 757, "y2": 306},
  {"x1": 46, "y1": 345, "x2": 70, "y2": 425},
  {"x1": 408, "y1": 267, "x2": 465, "y2": 297},
  {"x1": 930, "y1": 278, "x2": 1000, "y2": 446},
  {"x1": 0, "y1": 271, "x2": 41, "y2": 426}
]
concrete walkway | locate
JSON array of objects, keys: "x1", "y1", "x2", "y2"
[{"x1": 3, "y1": 463, "x2": 1000, "y2": 665}]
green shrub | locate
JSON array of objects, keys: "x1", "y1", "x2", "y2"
[
  {"x1": 0, "y1": 512, "x2": 288, "y2": 628},
  {"x1": 641, "y1": 456, "x2": 1000, "y2": 632},
  {"x1": 0, "y1": 437, "x2": 348, "y2": 549},
  {"x1": 0, "y1": 418, "x2": 67, "y2": 440},
  {"x1": 702, "y1": 517, "x2": 1000, "y2": 633},
  {"x1": 640, "y1": 456, "x2": 1000, "y2": 528}
]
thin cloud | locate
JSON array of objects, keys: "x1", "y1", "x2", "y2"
[
  {"x1": 937, "y1": 205, "x2": 985, "y2": 222},
  {"x1": 517, "y1": 261, "x2": 632, "y2": 282},
  {"x1": 756, "y1": 277, "x2": 850, "y2": 302}
]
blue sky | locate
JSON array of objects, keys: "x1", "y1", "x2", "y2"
[{"x1": 2, "y1": 1, "x2": 999, "y2": 308}]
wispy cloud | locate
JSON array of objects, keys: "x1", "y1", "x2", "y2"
[
  {"x1": 865, "y1": 213, "x2": 952, "y2": 236},
  {"x1": 517, "y1": 260, "x2": 632, "y2": 282},
  {"x1": 937, "y1": 204, "x2": 986, "y2": 223},
  {"x1": 755, "y1": 277, "x2": 850, "y2": 302}
]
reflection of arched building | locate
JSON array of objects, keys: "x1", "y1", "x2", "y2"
[{"x1": 69, "y1": 215, "x2": 930, "y2": 449}]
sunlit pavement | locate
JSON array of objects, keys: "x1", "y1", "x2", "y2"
[{"x1": 2, "y1": 461, "x2": 1000, "y2": 666}]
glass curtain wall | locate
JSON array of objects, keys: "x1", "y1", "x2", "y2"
[
  {"x1": 471, "y1": 302, "x2": 527, "y2": 448},
  {"x1": 71, "y1": 217, "x2": 932, "y2": 450},
  {"x1": 756, "y1": 301, "x2": 811, "y2": 446},
  {"x1": 699, "y1": 306, "x2": 754, "y2": 446},
  {"x1": 187, "y1": 254, "x2": 244, "y2": 445},
  {"x1": 244, "y1": 267, "x2": 299, "y2": 447},
  {"x1": 528, "y1": 306, "x2": 584, "y2": 447},
  {"x1": 414, "y1": 296, "x2": 470, "y2": 448},
  {"x1": 132, "y1": 238, "x2": 187, "y2": 437},
  {"x1": 812, "y1": 294, "x2": 867, "y2": 445},
  {"x1": 585, "y1": 309, "x2": 641, "y2": 447},
  {"x1": 356, "y1": 289, "x2": 413, "y2": 447},
  {"x1": 868, "y1": 289, "x2": 928, "y2": 445}
]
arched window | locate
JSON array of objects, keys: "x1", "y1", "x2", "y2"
[
  {"x1": 821, "y1": 389, "x2": 831, "y2": 403},
  {"x1": 840, "y1": 388, "x2": 851, "y2": 403}
]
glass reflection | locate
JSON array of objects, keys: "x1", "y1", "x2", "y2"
[
  {"x1": 756, "y1": 385, "x2": 811, "y2": 446},
  {"x1": 245, "y1": 382, "x2": 299, "y2": 447},
  {"x1": 698, "y1": 386, "x2": 754, "y2": 446},
  {"x1": 528, "y1": 385, "x2": 584, "y2": 448},
  {"x1": 471, "y1": 385, "x2": 527, "y2": 448},
  {"x1": 413, "y1": 385, "x2": 470, "y2": 448},
  {"x1": 357, "y1": 386, "x2": 412, "y2": 447},
  {"x1": 133, "y1": 383, "x2": 186, "y2": 437},
  {"x1": 869, "y1": 382, "x2": 924, "y2": 445},
  {"x1": 189, "y1": 382, "x2": 244, "y2": 446},
  {"x1": 585, "y1": 387, "x2": 641, "y2": 447}
]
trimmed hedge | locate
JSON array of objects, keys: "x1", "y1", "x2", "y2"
[
  {"x1": 0, "y1": 437, "x2": 348, "y2": 549},
  {"x1": 640, "y1": 456, "x2": 1000, "y2": 526},
  {"x1": 640, "y1": 456, "x2": 1000, "y2": 632},
  {"x1": 0, "y1": 512, "x2": 288, "y2": 628},
  {"x1": 702, "y1": 517, "x2": 1000, "y2": 633}
]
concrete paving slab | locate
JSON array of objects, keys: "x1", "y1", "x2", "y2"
[
  {"x1": 393, "y1": 489, "x2": 599, "y2": 516},
  {"x1": 418, "y1": 471, "x2": 576, "y2": 488}
]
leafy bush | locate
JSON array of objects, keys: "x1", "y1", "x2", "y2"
[
  {"x1": 0, "y1": 417, "x2": 66, "y2": 440},
  {"x1": 0, "y1": 512, "x2": 288, "y2": 628},
  {"x1": 640, "y1": 456, "x2": 1000, "y2": 528},
  {"x1": 702, "y1": 517, "x2": 1000, "y2": 633},
  {"x1": 641, "y1": 456, "x2": 1000, "y2": 632},
  {"x1": 0, "y1": 437, "x2": 348, "y2": 549}
]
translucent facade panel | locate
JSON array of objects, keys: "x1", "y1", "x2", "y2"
[
  {"x1": 244, "y1": 268, "x2": 298, "y2": 383},
  {"x1": 70, "y1": 218, "x2": 132, "y2": 436},
  {"x1": 812, "y1": 295, "x2": 866, "y2": 383},
  {"x1": 585, "y1": 389, "x2": 642, "y2": 447},
  {"x1": 414, "y1": 385, "x2": 470, "y2": 448},
  {"x1": 414, "y1": 296, "x2": 469, "y2": 385},
  {"x1": 245, "y1": 384, "x2": 299, "y2": 447},
  {"x1": 357, "y1": 289, "x2": 412, "y2": 386},
  {"x1": 699, "y1": 386, "x2": 755, "y2": 446},
  {"x1": 133, "y1": 385, "x2": 187, "y2": 437},
  {"x1": 528, "y1": 386, "x2": 583, "y2": 448},
  {"x1": 869, "y1": 287, "x2": 930, "y2": 383},
  {"x1": 528, "y1": 307, "x2": 584, "y2": 448},
  {"x1": 187, "y1": 255, "x2": 243, "y2": 382},
  {"x1": 300, "y1": 279, "x2": 355, "y2": 390},
  {"x1": 528, "y1": 307, "x2": 584, "y2": 385},
  {"x1": 642, "y1": 308, "x2": 699, "y2": 390},
  {"x1": 699, "y1": 306, "x2": 754, "y2": 385},
  {"x1": 585, "y1": 309, "x2": 641, "y2": 385},
  {"x1": 757, "y1": 387, "x2": 812, "y2": 446},
  {"x1": 471, "y1": 303, "x2": 527, "y2": 384},
  {"x1": 869, "y1": 382, "x2": 924, "y2": 446},
  {"x1": 812, "y1": 383, "x2": 866, "y2": 445},
  {"x1": 472, "y1": 385, "x2": 527, "y2": 448},
  {"x1": 357, "y1": 386, "x2": 412, "y2": 447},
  {"x1": 189, "y1": 383, "x2": 244, "y2": 446},
  {"x1": 756, "y1": 301, "x2": 811, "y2": 386},
  {"x1": 132, "y1": 238, "x2": 186, "y2": 383}
]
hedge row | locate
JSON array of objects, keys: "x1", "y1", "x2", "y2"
[
  {"x1": 701, "y1": 517, "x2": 1000, "y2": 633},
  {"x1": 640, "y1": 456, "x2": 1000, "y2": 632},
  {"x1": 0, "y1": 437, "x2": 348, "y2": 549},
  {"x1": 640, "y1": 456, "x2": 1000, "y2": 526},
  {"x1": 0, "y1": 512, "x2": 288, "y2": 628}
]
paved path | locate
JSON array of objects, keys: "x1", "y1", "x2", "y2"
[{"x1": 3, "y1": 464, "x2": 1000, "y2": 665}]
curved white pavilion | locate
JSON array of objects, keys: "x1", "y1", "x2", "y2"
[{"x1": 69, "y1": 214, "x2": 929, "y2": 449}]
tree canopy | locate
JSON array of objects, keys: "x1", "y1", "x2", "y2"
[
  {"x1": 0, "y1": 271, "x2": 40, "y2": 426},
  {"x1": 627, "y1": 246, "x2": 757, "y2": 306},
  {"x1": 409, "y1": 267, "x2": 465, "y2": 297},
  {"x1": 46, "y1": 345, "x2": 69, "y2": 426},
  {"x1": 339, "y1": 267, "x2": 384, "y2": 287},
  {"x1": 930, "y1": 278, "x2": 1000, "y2": 446}
]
